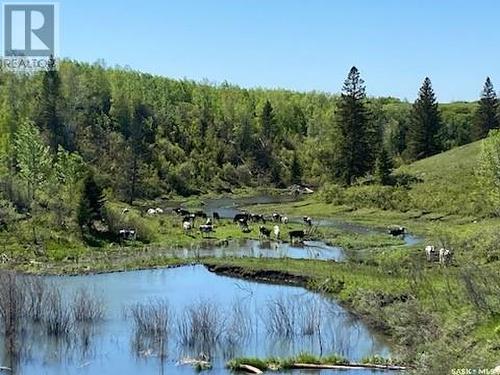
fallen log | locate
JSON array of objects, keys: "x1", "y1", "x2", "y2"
[
  {"x1": 238, "y1": 364, "x2": 263, "y2": 374},
  {"x1": 293, "y1": 363, "x2": 406, "y2": 371}
]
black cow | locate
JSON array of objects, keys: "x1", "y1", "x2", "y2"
[
  {"x1": 199, "y1": 224, "x2": 213, "y2": 237},
  {"x1": 233, "y1": 213, "x2": 250, "y2": 223},
  {"x1": 174, "y1": 208, "x2": 191, "y2": 216},
  {"x1": 272, "y1": 213, "x2": 281, "y2": 222},
  {"x1": 259, "y1": 226, "x2": 271, "y2": 239},
  {"x1": 289, "y1": 230, "x2": 305, "y2": 243},
  {"x1": 388, "y1": 226, "x2": 405, "y2": 236},
  {"x1": 303, "y1": 216, "x2": 312, "y2": 226},
  {"x1": 213, "y1": 212, "x2": 221, "y2": 221},
  {"x1": 182, "y1": 214, "x2": 195, "y2": 223}
]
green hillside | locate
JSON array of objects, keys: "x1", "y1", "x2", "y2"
[{"x1": 397, "y1": 140, "x2": 484, "y2": 216}]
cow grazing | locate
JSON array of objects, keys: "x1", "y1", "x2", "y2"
[
  {"x1": 174, "y1": 208, "x2": 191, "y2": 216},
  {"x1": 155, "y1": 208, "x2": 164, "y2": 214},
  {"x1": 273, "y1": 225, "x2": 280, "y2": 240},
  {"x1": 119, "y1": 229, "x2": 136, "y2": 241},
  {"x1": 439, "y1": 248, "x2": 453, "y2": 266},
  {"x1": 259, "y1": 226, "x2": 271, "y2": 239},
  {"x1": 251, "y1": 214, "x2": 266, "y2": 223},
  {"x1": 388, "y1": 226, "x2": 405, "y2": 236},
  {"x1": 281, "y1": 216, "x2": 289, "y2": 225},
  {"x1": 289, "y1": 230, "x2": 305, "y2": 243},
  {"x1": 146, "y1": 208, "x2": 157, "y2": 215},
  {"x1": 182, "y1": 221, "x2": 192, "y2": 232},
  {"x1": 182, "y1": 214, "x2": 195, "y2": 224},
  {"x1": 425, "y1": 245, "x2": 437, "y2": 262},
  {"x1": 303, "y1": 216, "x2": 312, "y2": 226},
  {"x1": 212, "y1": 212, "x2": 220, "y2": 221},
  {"x1": 233, "y1": 213, "x2": 250, "y2": 224},
  {"x1": 272, "y1": 213, "x2": 281, "y2": 222},
  {"x1": 199, "y1": 224, "x2": 213, "y2": 237}
]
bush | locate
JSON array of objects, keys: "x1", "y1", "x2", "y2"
[
  {"x1": 319, "y1": 183, "x2": 345, "y2": 204},
  {"x1": 103, "y1": 204, "x2": 155, "y2": 243}
]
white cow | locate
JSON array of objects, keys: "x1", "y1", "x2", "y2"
[
  {"x1": 147, "y1": 208, "x2": 157, "y2": 215},
  {"x1": 155, "y1": 208, "x2": 164, "y2": 214},
  {"x1": 281, "y1": 216, "x2": 289, "y2": 225},
  {"x1": 439, "y1": 248, "x2": 453, "y2": 266},
  {"x1": 183, "y1": 221, "x2": 192, "y2": 232},
  {"x1": 273, "y1": 225, "x2": 280, "y2": 240},
  {"x1": 425, "y1": 245, "x2": 436, "y2": 262}
]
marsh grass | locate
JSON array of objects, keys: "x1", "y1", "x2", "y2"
[
  {"x1": 72, "y1": 288, "x2": 105, "y2": 322},
  {"x1": 177, "y1": 300, "x2": 222, "y2": 356}
]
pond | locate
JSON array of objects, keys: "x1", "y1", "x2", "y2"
[{"x1": 1, "y1": 265, "x2": 391, "y2": 374}]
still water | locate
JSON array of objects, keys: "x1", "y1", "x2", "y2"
[{"x1": 1, "y1": 265, "x2": 391, "y2": 374}]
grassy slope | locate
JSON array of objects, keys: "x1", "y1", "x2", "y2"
[{"x1": 397, "y1": 140, "x2": 483, "y2": 216}]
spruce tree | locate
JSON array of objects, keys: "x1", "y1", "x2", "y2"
[
  {"x1": 335, "y1": 66, "x2": 371, "y2": 185},
  {"x1": 472, "y1": 77, "x2": 498, "y2": 140},
  {"x1": 77, "y1": 173, "x2": 106, "y2": 230},
  {"x1": 38, "y1": 55, "x2": 66, "y2": 152},
  {"x1": 261, "y1": 100, "x2": 275, "y2": 140},
  {"x1": 374, "y1": 147, "x2": 393, "y2": 185},
  {"x1": 406, "y1": 77, "x2": 442, "y2": 160}
]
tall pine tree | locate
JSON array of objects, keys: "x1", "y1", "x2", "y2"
[
  {"x1": 335, "y1": 67, "x2": 371, "y2": 185},
  {"x1": 38, "y1": 56, "x2": 67, "y2": 152},
  {"x1": 406, "y1": 77, "x2": 442, "y2": 160},
  {"x1": 374, "y1": 147, "x2": 393, "y2": 185},
  {"x1": 77, "y1": 173, "x2": 106, "y2": 231},
  {"x1": 472, "y1": 77, "x2": 498, "y2": 140}
]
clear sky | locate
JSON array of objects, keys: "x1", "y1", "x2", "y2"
[{"x1": 58, "y1": 0, "x2": 500, "y2": 102}]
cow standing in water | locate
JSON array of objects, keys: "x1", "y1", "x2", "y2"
[
  {"x1": 259, "y1": 226, "x2": 271, "y2": 239},
  {"x1": 289, "y1": 230, "x2": 305, "y2": 244},
  {"x1": 273, "y1": 225, "x2": 280, "y2": 240}
]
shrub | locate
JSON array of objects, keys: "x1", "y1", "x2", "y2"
[
  {"x1": 103, "y1": 204, "x2": 155, "y2": 243},
  {"x1": 319, "y1": 183, "x2": 345, "y2": 205}
]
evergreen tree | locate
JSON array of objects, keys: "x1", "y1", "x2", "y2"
[
  {"x1": 406, "y1": 77, "x2": 442, "y2": 160},
  {"x1": 374, "y1": 147, "x2": 393, "y2": 185},
  {"x1": 77, "y1": 173, "x2": 106, "y2": 230},
  {"x1": 335, "y1": 66, "x2": 371, "y2": 185},
  {"x1": 38, "y1": 56, "x2": 67, "y2": 152},
  {"x1": 290, "y1": 152, "x2": 302, "y2": 184},
  {"x1": 261, "y1": 100, "x2": 275, "y2": 140},
  {"x1": 473, "y1": 77, "x2": 498, "y2": 140}
]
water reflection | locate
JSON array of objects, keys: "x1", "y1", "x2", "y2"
[{"x1": 1, "y1": 265, "x2": 391, "y2": 374}]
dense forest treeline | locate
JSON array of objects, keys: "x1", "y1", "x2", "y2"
[{"x1": 0, "y1": 59, "x2": 498, "y2": 213}]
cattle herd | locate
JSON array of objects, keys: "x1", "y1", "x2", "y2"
[
  {"x1": 170, "y1": 207, "x2": 314, "y2": 243},
  {"x1": 386, "y1": 225, "x2": 453, "y2": 266},
  {"x1": 121, "y1": 207, "x2": 453, "y2": 265}
]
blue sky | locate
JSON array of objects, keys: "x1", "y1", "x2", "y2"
[{"x1": 58, "y1": 0, "x2": 499, "y2": 102}]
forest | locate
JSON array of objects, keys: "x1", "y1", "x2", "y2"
[{"x1": 0, "y1": 58, "x2": 499, "y2": 244}]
